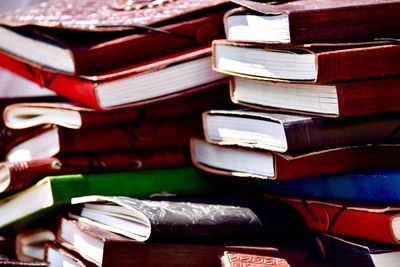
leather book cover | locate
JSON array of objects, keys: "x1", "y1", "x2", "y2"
[
  {"x1": 266, "y1": 195, "x2": 400, "y2": 245},
  {"x1": 0, "y1": 148, "x2": 188, "y2": 197},
  {"x1": 212, "y1": 39, "x2": 400, "y2": 84},
  {"x1": 3, "y1": 80, "x2": 232, "y2": 130},
  {"x1": 5, "y1": 114, "x2": 203, "y2": 160},
  {"x1": 0, "y1": 0, "x2": 233, "y2": 75},
  {"x1": 221, "y1": 251, "x2": 291, "y2": 267},
  {"x1": 228, "y1": 0, "x2": 400, "y2": 44},
  {"x1": 0, "y1": 47, "x2": 226, "y2": 110}
]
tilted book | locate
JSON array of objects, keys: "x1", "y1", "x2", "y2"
[
  {"x1": 230, "y1": 76, "x2": 400, "y2": 118},
  {"x1": 191, "y1": 138, "x2": 400, "y2": 180},
  {"x1": 266, "y1": 195, "x2": 400, "y2": 245},
  {"x1": 212, "y1": 39, "x2": 400, "y2": 83},
  {"x1": 202, "y1": 109, "x2": 400, "y2": 153},
  {"x1": 0, "y1": 47, "x2": 226, "y2": 110},
  {"x1": 0, "y1": 0, "x2": 232, "y2": 75},
  {"x1": 3, "y1": 82, "x2": 232, "y2": 129},
  {"x1": 225, "y1": 0, "x2": 400, "y2": 44}
]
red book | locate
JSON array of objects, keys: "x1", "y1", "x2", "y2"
[
  {"x1": 0, "y1": 0, "x2": 232, "y2": 75},
  {"x1": 266, "y1": 195, "x2": 400, "y2": 245},
  {"x1": 212, "y1": 40, "x2": 400, "y2": 83},
  {"x1": 0, "y1": 47, "x2": 226, "y2": 110}
]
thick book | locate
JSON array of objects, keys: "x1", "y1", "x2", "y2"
[
  {"x1": 0, "y1": 0, "x2": 231, "y2": 75},
  {"x1": 15, "y1": 228, "x2": 55, "y2": 261},
  {"x1": 46, "y1": 242, "x2": 96, "y2": 267},
  {"x1": 191, "y1": 138, "x2": 400, "y2": 180},
  {"x1": 5, "y1": 115, "x2": 202, "y2": 162},
  {"x1": 258, "y1": 168, "x2": 400, "y2": 205},
  {"x1": 230, "y1": 76, "x2": 400, "y2": 118},
  {"x1": 224, "y1": 1, "x2": 400, "y2": 44},
  {"x1": 57, "y1": 217, "x2": 310, "y2": 267},
  {"x1": 266, "y1": 195, "x2": 400, "y2": 245},
  {"x1": 3, "y1": 82, "x2": 232, "y2": 129},
  {"x1": 0, "y1": 167, "x2": 231, "y2": 230},
  {"x1": 317, "y1": 234, "x2": 400, "y2": 267},
  {"x1": 0, "y1": 47, "x2": 226, "y2": 110},
  {"x1": 202, "y1": 109, "x2": 400, "y2": 153},
  {"x1": 212, "y1": 39, "x2": 400, "y2": 83},
  {"x1": 0, "y1": 149, "x2": 188, "y2": 197}
]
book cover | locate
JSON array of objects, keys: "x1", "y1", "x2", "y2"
[
  {"x1": 0, "y1": 47, "x2": 227, "y2": 110},
  {"x1": 203, "y1": 109, "x2": 400, "y2": 153},
  {"x1": 191, "y1": 138, "x2": 400, "y2": 180},
  {"x1": 0, "y1": 0, "x2": 232, "y2": 75},
  {"x1": 212, "y1": 39, "x2": 400, "y2": 83},
  {"x1": 0, "y1": 167, "x2": 233, "y2": 230},
  {"x1": 225, "y1": 0, "x2": 400, "y2": 44}
]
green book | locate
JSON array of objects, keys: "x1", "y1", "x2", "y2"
[{"x1": 0, "y1": 167, "x2": 230, "y2": 230}]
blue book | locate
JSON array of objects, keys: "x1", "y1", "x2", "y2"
[{"x1": 258, "y1": 168, "x2": 400, "y2": 205}]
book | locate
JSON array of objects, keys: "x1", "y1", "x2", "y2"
[
  {"x1": 15, "y1": 228, "x2": 55, "y2": 261},
  {"x1": 257, "y1": 168, "x2": 400, "y2": 205},
  {"x1": 221, "y1": 251, "x2": 292, "y2": 267},
  {"x1": 0, "y1": 149, "x2": 188, "y2": 197},
  {"x1": 230, "y1": 76, "x2": 400, "y2": 118},
  {"x1": 57, "y1": 217, "x2": 310, "y2": 267},
  {"x1": 191, "y1": 138, "x2": 400, "y2": 180},
  {"x1": 3, "y1": 81, "x2": 232, "y2": 129},
  {"x1": 202, "y1": 109, "x2": 400, "y2": 153},
  {"x1": 0, "y1": 0, "x2": 231, "y2": 75},
  {"x1": 0, "y1": 47, "x2": 226, "y2": 110},
  {"x1": 45, "y1": 242, "x2": 96, "y2": 267},
  {"x1": 265, "y1": 194, "x2": 400, "y2": 245},
  {"x1": 317, "y1": 234, "x2": 400, "y2": 267},
  {"x1": 212, "y1": 39, "x2": 400, "y2": 83},
  {"x1": 0, "y1": 167, "x2": 231, "y2": 230},
  {"x1": 224, "y1": 1, "x2": 400, "y2": 44},
  {"x1": 5, "y1": 115, "x2": 202, "y2": 162}
]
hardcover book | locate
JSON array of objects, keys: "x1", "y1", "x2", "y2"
[
  {"x1": 212, "y1": 39, "x2": 400, "y2": 83},
  {"x1": 0, "y1": 0, "x2": 231, "y2": 75},
  {"x1": 0, "y1": 47, "x2": 226, "y2": 110},
  {"x1": 202, "y1": 109, "x2": 400, "y2": 153},
  {"x1": 191, "y1": 138, "x2": 400, "y2": 180},
  {"x1": 265, "y1": 195, "x2": 400, "y2": 245},
  {"x1": 15, "y1": 228, "x2": 55, "y2": 261},
  {"x1": 230, "y1": 76, "x2": 400, "y2": 118},
  {"x1": 225, "y1": 0, "x2": 400, "y2": 44}
]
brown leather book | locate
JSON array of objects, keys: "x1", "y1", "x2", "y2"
[{"x1": 5, "y1": 115, "x2": 202, "y2": 161}]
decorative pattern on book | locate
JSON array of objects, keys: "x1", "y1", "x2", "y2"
[{"x1": 224, "y1": 251, "x2": 291, "y2": 267}]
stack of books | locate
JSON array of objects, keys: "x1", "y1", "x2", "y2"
[
  {"x1": 0, "y1": 0, "x2": 328, "y2": 266},
  {"x1": 190, "y1": 0, "x2": 400, "y2": 266}
]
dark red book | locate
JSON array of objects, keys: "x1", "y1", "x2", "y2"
[
  {"x1": 0, "y1": 47, "x2": 226, "y2": 110},
  {"x1": 225, "y1": 0, "x2": 400, "y2": 44},
  {"x1": 0, "y1": 0, "x2": 232, "y2": 75}
]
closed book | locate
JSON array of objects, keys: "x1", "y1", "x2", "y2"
[
  {"x1": 3, "y1": 82, "x2": 232, "y2": 129},
  {"x1": 15, "y1": 228, "x2": 55, "y2": 262},
  {"x1": 203, "y1": 109, "x2": 400, "y2": 153},
  {"x1": 212, "y1": 39, "x2": 400, "y2": 83},
  {"x1": 317, "y1": 234, "x2": 400, "y2": 267},
  {"x1": 191, "y1": 138, "x2": 400, "y2": 180},
  {"x1": 57, "y1": 217, "x2": 308, "y2": 267},
  {"x1": 5, "y1": 115, "x2": 202, "y2": 162},
  {"x1": 0, "y1": 149, "x2": 188, "y2": 197},
  {"x1": 46, "y1": 242, "x2": 96, "y2": 267},
  {"x1": 230, "y1": 76, "x2": 400, "y2": 118},
  {"x1": 0, "y1": 47, "x2": 226, "y2": 110},
  {"x1": 225, "y1": 0, "x2": 400, "y2": 44},
  {"x1": 0, "y1": 0, "x2": 231, "y2": 75},
  {"x1": 266, "y1": 195, "x2": 400, "y2": 245},
  {"x1": 258, "y1": 169, "x2": 400, "y2": 205},
  {"x1": 0, "y1": 167, "x2": 231, "y2": 230}
]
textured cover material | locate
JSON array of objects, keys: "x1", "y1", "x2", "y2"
[
  {"x1": 3, "y1": 81, "x2": 232, "y2": 129},
  {"x1": 266, "y1": 195, "x2": 400, "y2": 245},
  {"x1": 0, "y1": 149, "x2": 188, "y2": 197},
  {"x1": 258, "y1": 168, "x2": 400, "y2": 205},
  {"x1": 221, "y1": 251, "x2": 291, "y2": 267},
  {"x1": 0, "y1": 47, "x2": 226, "y2": 110},
  {"x1": 230, "y1": 76, "x2": 400, "y2": 118},
  {"x1": 5, "y1": 115, "x2": 203, "y2": 158},
  {"x1": 204, "y1": 110, "x2": 400, "y2": 153},
  {"x1": 212, "y1": 40, "x2": 400, "y2": 83},
  {"x1": 228, "y1": 0, "x2": 400, "y2": 44}
]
